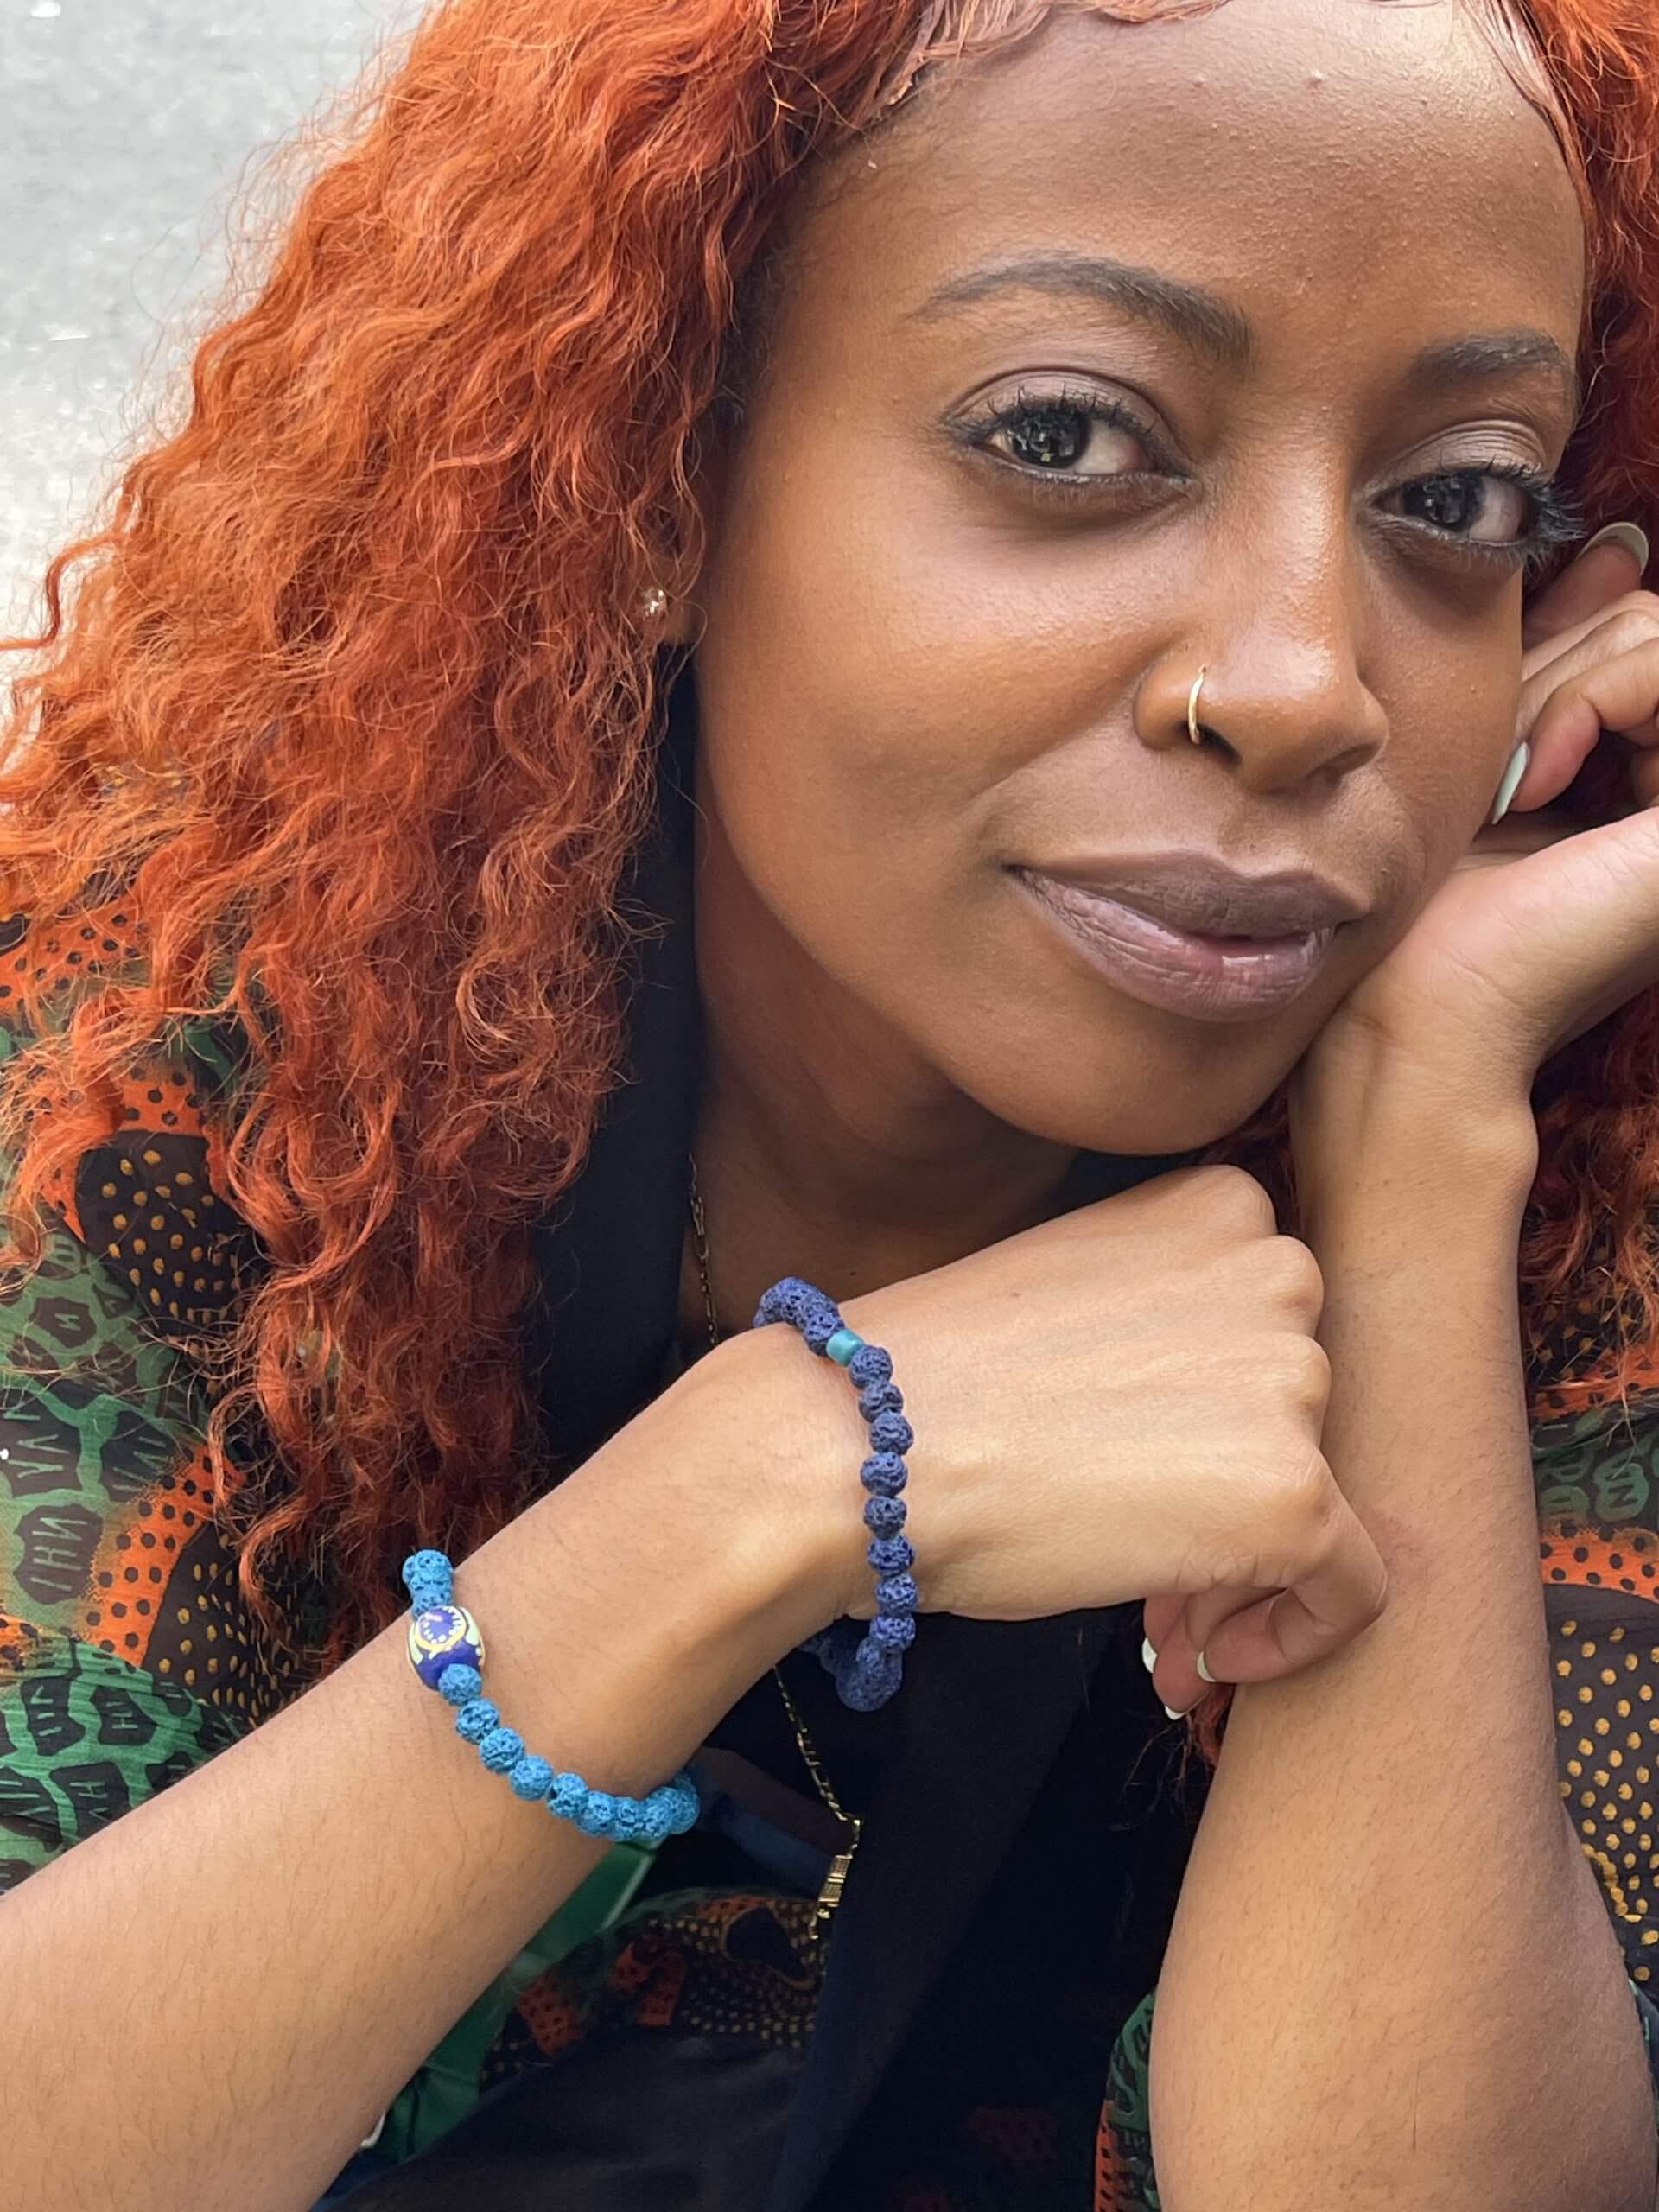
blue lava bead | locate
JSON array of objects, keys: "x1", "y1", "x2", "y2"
[
  {"x1": 576, "y1": 1790, "x2": 616, "y2": 1836},
  {"x1": 857, "y1": 1380, "x2": 904, "y2": 1419},
  {"x1": 479, "y1": 1726, "x2": 525, "y2": 1774},
  {"x1": 548, "y1": 1771, "x2": 588, "y2": 1819},
  {"x1": 868, "y1": 1411, "x2": 913, "y2": 1455},
  {"x1": 870, "y1": 1611, "x2": 917, "y2": 1650},
  {"x1": 875, "y1": 1572, "x2": 919, "y2": 1613},
  {"x1": 401, "y1": 1549, "x2": 453, "y2": 1603},
  {"x1": 454, "y1": 1698, "x2": 499, "y2": 1743},
  {"x1": 638, "y1": 1801, "x2": 671, "y2": 1846},
  {"x1": 509, "y1": 1755, "x2": 555, "y2": 1801},
  {"x1": 867, "y1": 1535, "x2": 915, "y2": 1574},
  {"x1": 847, "y1": 1344, "x2": 893, "y2": 1389},
  {"x1": 871, "y1": 1610, "x2": 925, "y2": 1645},
  {"x1": 860, "y1": 1452, "x2": 907, "y2": 1496},
  {"x1": 438, "y1": 1663, "x2": 483, "y2": 1707},
  {"x1": 863, "y1": 1494, "x2": 906, "y2": 1535}
]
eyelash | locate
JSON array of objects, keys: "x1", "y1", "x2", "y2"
[{"x1": 951, "y1": 383, "x2": 1584, "y2": 575}]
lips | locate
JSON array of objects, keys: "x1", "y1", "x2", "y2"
[{"x1": 1013, "y1": 854, "x2": 1368, "y2": 1022}]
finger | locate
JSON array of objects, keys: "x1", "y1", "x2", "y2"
[
  {"x1": 1196, "y1": 1481, "x2": 1389, "y2": 1687},
  {"x1": 1147, "y1": 1584, "x2": 1275, "y2": 1715},
  {"x1": 1522, "y1": 526, "x2": 1649, "y2": 652},
  {"x1": 1512, "y1": 634, "x2": 1659, "y2": 813},
  {"x1": 1522, "y1": 590, "x2": 1659, "y2": 690}
]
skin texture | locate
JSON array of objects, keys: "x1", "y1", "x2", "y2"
[{"x1": 681, "y1": 0, "x2": 1586, "y2": 1328}]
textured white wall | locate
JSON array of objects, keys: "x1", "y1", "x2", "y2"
[{"x1": 1, "y1": 0, "x2": 425, "y2": 631}]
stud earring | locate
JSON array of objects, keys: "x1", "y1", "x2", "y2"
[
  {"x1": 641, "y1": 585, "x2": 669, "y2": 621},
  {"x1": 1491, "y1": 741, "x2": 1530, "y2": 826}
]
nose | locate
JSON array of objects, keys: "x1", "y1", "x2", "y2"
[{"x1": 1136, "y1": 555, "x2": 1389, "y2": 794}]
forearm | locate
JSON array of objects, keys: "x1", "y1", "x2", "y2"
[
  {"x1": 1151, "y1": 1105, "x2": 1657, "y2": 2212},
  {"x1": 0, "y1": 1329, "x2": 839, "y2": 2212}
]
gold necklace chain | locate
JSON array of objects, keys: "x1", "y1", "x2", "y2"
[{"x1": 686, "y1": 1153, "x2": 861, "y2": 1939}]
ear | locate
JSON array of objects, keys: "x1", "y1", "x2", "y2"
[{"x1": 657, "y1": 425, "x2": 734, "y2": 648}]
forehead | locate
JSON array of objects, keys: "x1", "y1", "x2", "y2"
[{"x1": 786, "y1": 0, "x2": 1586, "y2": 389}]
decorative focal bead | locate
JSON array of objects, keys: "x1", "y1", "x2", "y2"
[
  {"x1": 753, "y1": 1281, "x2": 922, "y2": 1712},
  {"x1": 407, "y1": 1601, "x2": 485, "y2": 1690},
  {"x1": 401, "y1": 1551, "x2": 701, "y2": 1847}
]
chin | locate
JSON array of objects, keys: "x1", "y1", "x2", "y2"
[{"x1": 957, "y1": 1040, "x2": 1290, "y2": 1161}]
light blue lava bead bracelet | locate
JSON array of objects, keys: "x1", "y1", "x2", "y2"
[{"x1": 402, "y1": 1550, "x2": 700, "y2": 1845}]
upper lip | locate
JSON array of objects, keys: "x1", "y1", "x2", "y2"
[{"x1": 1018, "y1": 853, "x2": 1370, "y2": 939}]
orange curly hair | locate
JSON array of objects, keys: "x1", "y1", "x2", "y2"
[{"x1": 3, "y1": 0, "x2": 1659, "y2": 1659}]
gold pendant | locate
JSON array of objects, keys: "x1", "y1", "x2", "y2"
[{"x1": 811, "y1": 1822, "x2": 861, "y2": 1938}]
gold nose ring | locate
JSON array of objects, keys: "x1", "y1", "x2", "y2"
[{"x1": 1186, "y1": 666, "x2": 1209, "y2": 747}]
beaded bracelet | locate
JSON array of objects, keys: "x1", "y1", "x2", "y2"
[
  {"x1": 753, "y1": 1276, "x2": 919, "y2": 1713},
  {"x1": 401, "y1": 1550, "x2": 700, "y2": 1846}
]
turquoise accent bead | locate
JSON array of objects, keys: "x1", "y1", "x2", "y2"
[{"x1": 824, "y1": 1326, "x2": 865, "y2": 1367}]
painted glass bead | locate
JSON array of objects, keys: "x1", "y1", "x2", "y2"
[{"x1": 407, "y1": 1602, "x2": 486, "y2": 1690}]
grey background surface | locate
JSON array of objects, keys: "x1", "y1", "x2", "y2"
[{"x1": 2, "y1": 0, "x2": 424, "y2": 631}]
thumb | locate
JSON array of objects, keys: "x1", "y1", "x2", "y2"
[{"x1": 1523, "y1": 522, "x2": 1649, "y2": 652}]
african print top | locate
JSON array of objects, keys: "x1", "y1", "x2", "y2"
[{"x1": 2, "y1": 893, "x2": 1658, "y2": 2212}]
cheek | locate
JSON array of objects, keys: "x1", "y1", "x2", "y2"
[{"x1": 694, "y1": 459, "x2": 1154, "y2": 894}]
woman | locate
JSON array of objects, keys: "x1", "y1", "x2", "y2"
[{"x1": 4, "y1": 0, "x2": 1659, "y2": 2203}]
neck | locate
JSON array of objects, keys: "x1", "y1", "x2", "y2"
[{"x1": 688, "y1": 813, "x2": 1078, "y2": 1337}]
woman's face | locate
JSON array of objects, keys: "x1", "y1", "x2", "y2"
[{"x1": 687, "y1": 0, "x2": 1586, "y2": 1154}]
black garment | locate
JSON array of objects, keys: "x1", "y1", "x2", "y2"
[{"x1": 375, "y1": 673, "x2": 1203, "y2": 2209}]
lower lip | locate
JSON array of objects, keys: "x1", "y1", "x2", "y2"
[{"x1": 1014, "y1": 868, "x2": 1338, "y2": 1022}]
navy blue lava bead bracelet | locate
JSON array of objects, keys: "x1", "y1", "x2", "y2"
[{"x1": 753, "y1": 1276, "x2": 919, "y2": 1713}]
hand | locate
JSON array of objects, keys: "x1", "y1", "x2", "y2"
[
  {"x1": 1310, "y1": 527, "x2": 1659, "y2": 1110},
  {"x1": 809, "y1": 1166, "x2": 1389, "y2": 1694}
]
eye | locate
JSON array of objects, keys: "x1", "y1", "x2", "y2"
[
  {"x1": 951, "y1": 381, "x2": 1173, "y2": 489},
  {"x1": 1383, "y1": 461, "x2": 1580, "y2": 565}
]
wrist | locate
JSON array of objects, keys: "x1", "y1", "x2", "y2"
[
  {"x1": 1291, "y1": 1034, "x2": 1538, "y2": 1235},
  {"x1": 607, "y1": 1324, "x2": 867, "y2": 1661}
]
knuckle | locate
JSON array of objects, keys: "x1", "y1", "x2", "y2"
[
  {"x1": 1262, "y1": 1446, "x2": 1340, "y2": 1554},
  {"x1": 1607, "y1": 605, "x2": 1659, "y2": 656},
  {"x1": 1253, "y1": 1234, "x2": 1325, "y2": 1319},
  {"x1": 1278, "y1": 1334, "x2": 1332, "y2": 1415},
  {"x1": 1190, "y1": 1164, "x2": 1276, "y2": 1237}
]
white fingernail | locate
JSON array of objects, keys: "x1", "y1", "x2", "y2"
[
  {"x1": 1583, "y1": 521, "x2": 1650, "y2": 573},
  {"x1": 1162, "y1": 1701, "x2": 1191, "y2": 1721},
  {"x1": 1491, "y1": 740, "x2": 1529, "y2": 826},
  {"x1": 1195, "y1": 1650, "x2": 1216, "y2": 1684},
  {"x1": 1141, "y1": 1635, "x2": 1158, "y2": 1674}
]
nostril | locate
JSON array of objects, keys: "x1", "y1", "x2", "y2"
[{"x1": 1192, "y1": 719, "x2": 1239, "y2": 765}]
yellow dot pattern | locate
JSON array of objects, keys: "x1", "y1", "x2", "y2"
[{"x1": 1554, "y1": 1599, "x2": 1659, "y2": 1984}]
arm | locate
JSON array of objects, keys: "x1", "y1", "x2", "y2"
[
  {"x1": 1147, "y1": 1079, "x2": 1658, "y2": 2212},
  {"x1": 0, "y1": 1319, "x2": 842, "y2": 2212}
]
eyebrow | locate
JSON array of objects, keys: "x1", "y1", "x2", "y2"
[{"x1": 907, "y1": 252, "x2": 1581, "y2": 422}]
